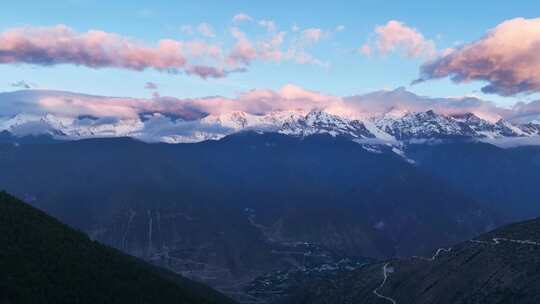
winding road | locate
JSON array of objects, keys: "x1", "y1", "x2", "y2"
[
  {"x1": 371, "y1": 236, "x2": 540, "y2": 304},
  {"x1": 372, "y1": 262, "x2": 397, "y2": 304},
  {"x1": 412, "y1": 247, "x2": 452, "y2": 261},
  {"x1": 470, "y1": 237, "x2": 540, "y2": 246},
  {"x1": 373, "y1": 246, "x2": 452, "y2": 303}
]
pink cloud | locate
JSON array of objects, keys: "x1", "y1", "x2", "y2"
[
  {"x1": 186, "y1": 65, "x2": 227, "y2": 78},
  {"x1": 226, "y1": 26, "x2": 326, "y2": 67},
  {"x1": 24, "y1": 85, "x2": 347, "y2": 119},
  {"x1": 360, "y1": 44, "x2": 372, "y2": 56},
  {"x1": 227, "y1": 28, "x2": 257, "y2": 66},
  {"x1": 232, "y1": 13, "x2": 253, "y2": 23},
  {"x1": 301, "y1": 28, "x2": 324, "y2": 43},
  {"x1": 257, "y1": 32, "x2": 286, "y2": 62},
  {"x1": 180, "y1": 25, "x2": 193, "y2": 35},
  {"x1": 416, "y1": 17, "x2": 540, "y2": 96},
  {"x1": 197, "y1": 23, "x2": 215, "y2": 38},
  {"x1": 362, "y1": 20, "x2": 435, "y2": 58},
  {"x1": 187, "y1": 84, "x2": 348, "y2": 116},
  {"x1": 37, "y1": 95, "x2": 148, "y2": 118},
  {"x1": 258, "y1": 20, "x2": 277, "y2": 32},
  {"x1": 144, "y1": 82, "x2": 158, "y2": 89},
  {"x1": 6, "y1": 85, "x2": 540, "y2": 124},
  {"x1": 0, "y1": 25, "x2": 227, "y2": 78}
]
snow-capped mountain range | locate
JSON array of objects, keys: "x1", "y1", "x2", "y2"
[
  {"x1": 1, "y1": 88, "x2": 540, "y2": 149},
  {"x1": 2, "y1": 108, "x2": 540, "y2": 145}
]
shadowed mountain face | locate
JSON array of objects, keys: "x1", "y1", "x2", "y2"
[
  {"x1": 0, "y1": 132, "x2": 498, "y2": 299},
  {"x1": 280, "y1": 218, "x2": 540, "y2": 304},
  {"x1": 0, "y1": 191, "x2": 236, "y2": 304},
  {"x1": 407, "y1": 142, "x2": 540, "y2": 219}
]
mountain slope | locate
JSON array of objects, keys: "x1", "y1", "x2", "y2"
[
  {"x1": 0, "y1": 133, "x2": 498, "y2": 300},
  {"x1": 279, "y1": 218, "x2": 540, "y2": 304},
  {"x1": 407, "y1": 142, "x2": 540, "y2": 218},
  {"x1": 0, "y1": 191, "x2": 235, "y2": 304}
]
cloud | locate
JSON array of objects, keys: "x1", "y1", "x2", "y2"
[
  {"x1": 227, "y1": 27, "x2": 257, "y2": 66},
  {"x1": 136, "y1": 9, "x2": 156, "y2": 19},
  {"x1": 0, "y1": 24, "x2": 227, "y2": 79},
  {"x1": 5, "y1": 85, "x2": 535, "y2": 125},
  {"x1": 362, "y1": 20, "x2": 435, "y2": 58},
  {"x1": 415, "y1": 17, "x2": 540, "y2": 96},
  {"x1": 180, "y1": 25, "x2": 193, "y2": 35},
  {"x1": 301, "y1": 28, "x2": 325, "y2": 44},
  {"x1": 360, "y1": 44, "x2": 372, "y2": 56},
  {"x1": 144, "y1": 82, "x2": 158, "y2": 90},
  {"x1": 226, "y1": 26, "x2": 327, "y2": 68},
  {"x1": 336, "y1": 25, "x2": 346, "y2": 32},
  {"x1": 510, "y1": 100, "x2": 540, "y2": 123},
  {"x1": 6, "y1": 86, "x2": 540, "y2": 142},
  {"x1": 344, "y1": 87, "x2": 508, "y2": 121},
  {"x1": 186, "y1": 64, "x2": 228, "y2": 78},
  {"x1": 232, "y1": 13, "x2": 253, "y2": 23},
  {"x1": 10, "y1": 80, "x2": 35, "y2": 89},
  {"x1": 258, "y1": 20, "x2": 277, "y2": 32},
  {"x1": 257, "y1": 31, "x2": 286, "y2": 62},
  {"x1": 0, "y1": 85, "x2": 347, "y2": 120},
  {"x1": 197, "y1": 23, "x2": 215, "y2": 38},
  {"x1": 481, "y1": 136, "x2": 540, "y2": 148},
  {"x1": 136, "y1": 113, "x2": 232, "y2": 143},
  {"x1": 0, "y1": 22, "x2": 333, "y2": 81}
]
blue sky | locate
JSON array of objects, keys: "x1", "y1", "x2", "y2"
[{"x1": 1, "y1": 0, "x2": 539, "y2": 107}]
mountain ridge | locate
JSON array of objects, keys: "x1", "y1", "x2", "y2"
[
  {"x1": 1, "y1": 88, "x2": 539, "y2": 145},
  {"x1": 2, "y1": 109, "x2": 539, "y2": 145}
]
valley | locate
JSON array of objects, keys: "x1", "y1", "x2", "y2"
[{"x1": 2, "y1": 129, "x2": 540, "y2": 302}]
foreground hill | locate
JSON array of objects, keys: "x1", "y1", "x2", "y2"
[
  {"x1": 0, "y1": 191, "x2": 235, "y2": 304},
  {"x1": 279, "y1": 218, "x2": 540, "y2": 304}
]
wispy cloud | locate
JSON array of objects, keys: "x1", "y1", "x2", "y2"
[
  {"x1": 301, "y1": 28, "x2": 325, "y2": 44},
  {"x1": 180, "y1": 25, "x2": 193, "y2": 35},
  {"x1": 197, "y1": 22, "x2": 215, "y2": 38},
  {"x1": 144, "y1": 82, "x2": 158, "y2": 90},
  {"x1": 258, "y1": 20, "x2": 277, "y2": 32},
  {"x1": 232, "y1": 13, "x2": 253, "y2": 23},
  {"x1": 226, "y1": 22, "x2": 330, "y2": 68}
]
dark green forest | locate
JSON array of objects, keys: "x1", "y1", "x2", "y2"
[{"x1": 0, "y1": 191, "x2": 235, "y2": 304}]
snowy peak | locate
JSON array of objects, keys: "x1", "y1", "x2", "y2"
[
  {"x1": 279, "y1": 110, "x2": 376, "y2": 139},
  {"x1": 1, "y1": 109, "x2": 540, "y2": 145},
  {"x1": 519, "y1": 123, "x2": 540, "y2": 136},
  {"x1": 377, "y1": 110, "x2": 475, "y2": 140},
  {"x1": 0, "y1": 113, "x2": 142, "y2": 139},
  {"x1": 200, "y1": 110, "x2": 305, "y2": 132},
  {"x1": 376, "y1": 110, "x2": 535, "y2": 140}
]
